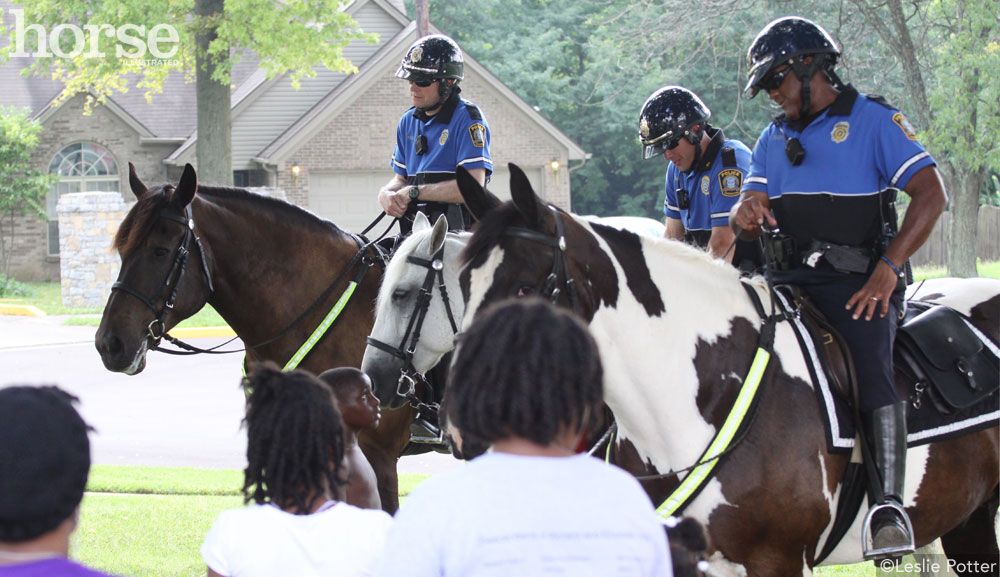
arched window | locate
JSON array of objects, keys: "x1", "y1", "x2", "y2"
[{"x1": 48, "y1": 142, "x2": 120, "y2": 255}]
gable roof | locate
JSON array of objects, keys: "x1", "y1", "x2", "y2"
[{"x1": 256, "y1": 21, "x2": 587, "y2": 164}]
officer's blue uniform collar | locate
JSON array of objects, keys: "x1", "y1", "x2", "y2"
[
  {"x1": 412, "y1": 88, "x2": 462, "y2": 124},
  {"x1": 777, "y1": 85, "x2": 859, "y2": 131}
]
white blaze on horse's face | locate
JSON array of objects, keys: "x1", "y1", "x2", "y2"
[{"x1": 460, "y1": 245, "x2": 506, "y2": 331}]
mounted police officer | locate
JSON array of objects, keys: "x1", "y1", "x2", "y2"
[
  {"x1": 730, "y1": 16, "x2": 947, "y2": 560},
  {"x1": 378, "y1": 34, "x2": 493, "y2": 235},
  {"x1": 638, "y1": 86, "x2": 758, "y2": 269}
]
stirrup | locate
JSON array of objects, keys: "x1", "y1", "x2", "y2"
[
  {"x1": 862, "y1": 500, "x2": 915, "y2": 560},
  {"x1": 409, "y1": 418, "x2": 443, "y2": 445}
]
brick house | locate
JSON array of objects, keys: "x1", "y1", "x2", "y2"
[{"x1": 1, "y1": 0, "x2": 587, "y2": 281}]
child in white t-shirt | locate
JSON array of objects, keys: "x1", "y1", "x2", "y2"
[{"x1": 201, "y1": 363, "x2": 392, "y2": 577}]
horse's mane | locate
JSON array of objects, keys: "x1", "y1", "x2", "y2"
[
  {"x1": 113, "y1": 184, "x2": 345, "y2": 258},
  {"x1": 459, "y1": 201, "x2": 523, "y2": 267}
]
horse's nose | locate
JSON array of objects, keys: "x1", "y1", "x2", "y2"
[{"x1": 96, "y1": 331, "x2": 123, "y2": 359}]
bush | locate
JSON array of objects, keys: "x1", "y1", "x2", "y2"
[{"x1": 0, "y1": 274, "x2": 32, "y2": 297}]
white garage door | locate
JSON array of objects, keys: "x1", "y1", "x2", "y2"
[{"x1": 308, "y1": 166, "x2": 544, "y2": 234}]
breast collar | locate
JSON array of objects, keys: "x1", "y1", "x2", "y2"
[
  {"x1": 688, "y1": 126, "x2": 726, "y2": 173},
  {"x1": 412, "y1": 89, "x2": 462, "y2": 124}
]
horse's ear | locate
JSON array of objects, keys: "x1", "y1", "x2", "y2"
[
  {"x1": 412, "y1": 211, "x2": 431, "y2": 233},
  {"x1": 430, "y1": 214, "x2": 448, "y2": 253},
  {"x1": 456, "y1": 166, "x2": 490, "y2": 219},
  {"x1": 509, "y1": 163, "x2": 544, "y2": 229},
  {"x1": 128, "y1": 162, "x2": 147, "y2": 199},
  {"x1": 172, "y1": 163, "x2": 198, "y2": 209}
]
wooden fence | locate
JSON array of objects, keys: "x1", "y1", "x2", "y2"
[{"x1": 906, "y1": 205, "x2": 1000, "y2": 267}]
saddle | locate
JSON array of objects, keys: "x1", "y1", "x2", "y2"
[{"x1": 777, "y1": 286, "x2": 1000, "y2": 414}]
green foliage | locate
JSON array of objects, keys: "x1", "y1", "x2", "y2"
[
  {"x1": 0, "y1": 107, "x2": 55, "y2": 275},
  {"x1": 0, "y1": 0, "x2": 376, "y2": 109},
  {"x1": 0, "y1": 274, "x2": 32, "y2": 297}
]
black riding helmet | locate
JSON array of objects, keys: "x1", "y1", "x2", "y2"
[
  {"x1": 638, "y1": 86, "x2": 710, "y2": 161},
  {"x1": 397, "y1": 34, "x2": 465, "y2": 104},
  {"x1": 744, "y1": 16, "x2": 840, "y2": 99}
]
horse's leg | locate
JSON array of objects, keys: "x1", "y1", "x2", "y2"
[
  {"x1": 939, "y1": 489, "x2": 999, "y2": 577},
  {"x1": 358, "y1": 406, "x2": 415, "y2": 514},
  {"x1": 916, "y1": 540, "x2": 958, "y2": 577}
]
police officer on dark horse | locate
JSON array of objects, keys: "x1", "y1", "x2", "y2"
[
  {"x1": 375, "y1": 33, "x2": 493, "y2": 443},
  {"x1": 730, "y1": 16, "x2": 948, "y2": 559}
]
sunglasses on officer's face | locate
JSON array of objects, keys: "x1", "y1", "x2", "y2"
[
  {"x1": 409, "y1": 78, "x2": 437, "y2": 88},
  {"x1": 756, "y1": 66, "x2": 793, "y2": 93},
  {"x1": 650, "y1": 136, "x2": 682, "y2": 154}
]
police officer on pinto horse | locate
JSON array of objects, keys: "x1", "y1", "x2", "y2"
[{"x1": 730, "y1": 16, "x2": 948, "y2": 560}]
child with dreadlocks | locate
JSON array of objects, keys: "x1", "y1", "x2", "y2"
[
  {"x1": 319, "y1": 367, "x2": 382, "y2": 510},
  {"x1": 200, "y1": 363, "x2": 392, "y2": 577},
  {"x1": 375, "y1": 298, "x2": 672, "y2": 577}
]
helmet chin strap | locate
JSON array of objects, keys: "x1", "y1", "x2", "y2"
[
  {"x1": 791, "y1": 55, "x2": 838, "y2": 122},
  {"x1": 681, "y1": 125, "x2": 705, "y2": 174}
]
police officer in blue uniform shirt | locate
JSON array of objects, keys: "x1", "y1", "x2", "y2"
[
  {"x1": 638, "y1": 86, "x2": 758, "y2": 268},
  {"x1": 729, "y1": 16, "x2": 947, "y2": 560},
  {"x1": 378, "y1": 34, "x2": 493, "y2": 234}
]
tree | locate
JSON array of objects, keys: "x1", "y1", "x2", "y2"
[
  {"x1": 1, "y1": 0, "x2": 375, "y2": 185},
  {"x1": 0, "y1": 107, "x2": 55, "y2": 277},
  {"x1": 847, "y1": 0, "x2": 999, "y2": 277}
]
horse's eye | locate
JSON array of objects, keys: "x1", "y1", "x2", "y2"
[
  {"x1": 153, "y1": 247, "x2": 170, "y2": 257},
  {"x1": 392, "y1": 288, "x2": 408, "y2": 302}
]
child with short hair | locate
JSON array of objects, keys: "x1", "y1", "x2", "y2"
[{"x1": 318, "y1": 367, "x2": 382, "y2": 510}]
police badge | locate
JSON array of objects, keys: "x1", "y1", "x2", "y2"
[
  {"x1": 831, "y1": 121, "x2": 849, "y2": 143},
  {"x1": 639, "y1": 118, "x2": 650, "y2": 140},
  {"x1": 410, "y1": 46, "x2": 423, "y2": 64},
  {"x1": 718, "y1": 169, "x2": 743, "y2": 197},
  {"x1": 701, "y1": 175, "x2": 711, "y2": 195},
  {"x1": 440, "y1": 129, "x2": 449, "y2": 146}
]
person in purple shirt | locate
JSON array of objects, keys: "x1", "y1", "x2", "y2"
[{"x1": 0, "y1": 386, "x2": 120, "y2": 577}]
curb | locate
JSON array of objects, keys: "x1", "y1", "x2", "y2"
[
  {"x1": 167, "y1": 326, "x2": 236, "y2": 339},
  {"x1": 0, "y1": 304, "x2": 46, "y2": 317}
]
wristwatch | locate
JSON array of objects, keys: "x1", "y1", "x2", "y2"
[{"x1": 408, "y1": 185, "x2": 420, "y2": 200}]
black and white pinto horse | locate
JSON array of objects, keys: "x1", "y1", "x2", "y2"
[{"x1": 455, "y1": 165, "x2": 999, "y2": 577}]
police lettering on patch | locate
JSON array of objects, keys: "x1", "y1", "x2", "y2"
[
  {"x1": 831, "y1": 121, "x2": 849, "y2": 143},
  {"x1": 718, "y1": 169, "x2": 743, "y2": 197},
  {"x1": 469, "y1": 123, "x2": 486, "y2": 148},
  {"x1": 439, "y1": 129, "x2": 449, "y2": 146},
  {"x1": 700, "y1": 175, "x2": 711, "y2": 195},
  {"x1": 892, "y1": 113, "x2": 918, "y2": 141}
]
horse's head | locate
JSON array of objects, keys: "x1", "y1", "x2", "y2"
[
  {"x1": 458, "y1": 163, "x2": 617, "y2": 327},
  {"x1": 95, "y1": 163, "x2": 214, "y2": 374},
  {"x1": 362, "y1": 212, "x2": 469, "y2": 409}
]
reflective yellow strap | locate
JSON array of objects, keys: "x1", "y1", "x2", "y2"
[
  {"x1": 283, "y1": 281, "x2": 359, "y2": 371},
  {"x1": 656, "y1": 347, "x2": 771, "y2": 518}
]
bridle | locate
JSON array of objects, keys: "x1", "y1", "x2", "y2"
[
  {"x1": 501, "y1": 205, "x2": 581, "y2": 315},
  {"x1": 111, "y1": 190, "x2": 214, "y2": 347},
  {"x1": 365, "y1": 243, "x2": 460, "y2": 409}
]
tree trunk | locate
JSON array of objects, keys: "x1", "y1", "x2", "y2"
[
  {"x1": 194, "y1": 0, "x2": 232, "y2": 187},
  {"x1": 415, "y1": 0, "x2": 429, "y2": 37},
  {"x1": 948, "y1": 166, "x2": 984, "y2": 277}
]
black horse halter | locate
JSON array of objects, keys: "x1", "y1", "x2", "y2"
[
  {"x1": 365, "y1": 244, "x2": 460, "y2": 407},
  {"x1": 111, "y1": 191, "x2": 214, "y2": 346},
  {"x1": 502, "y1": 205, "x2": 581, "y2": 315}
]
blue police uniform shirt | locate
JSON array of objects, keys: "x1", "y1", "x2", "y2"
[
  {"x1": 392, "y1": 91, "x2": 493, "y2": 184},
  {"x1": 664, "y1": 127, "x2": 751, "y2": 238},
  {"x1": 742, "y1": 88, "x2": 935, "y2": 249}
]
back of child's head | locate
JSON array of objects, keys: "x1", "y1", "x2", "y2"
[
  {"x1": 242, "y1": 363, "x2": 346, "y2": 513},
  {"x1": 318, "y1": 367, "x2": 367, "y2": 401},
  {"x1": 0, "y1": 385, "x2": 91, "y2": 542},
  {"x1": 446, "y1": 297, "x2": 603, "y2": 446},
  {"x1": 663, "y1": 516, "x2": 710, "y2": 577}
]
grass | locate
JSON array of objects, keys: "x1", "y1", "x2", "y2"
[{"x1": 75, "y1": 465, "x2": 431, "y2": 577}]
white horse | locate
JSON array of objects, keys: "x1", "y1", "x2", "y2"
[{"x1": 455, "y1": 164, "x2": 999, "y2": 577}]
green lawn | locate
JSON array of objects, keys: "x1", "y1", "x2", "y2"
[{"x1": 75, "y1": 465, "x2": 430, "y2": 577}]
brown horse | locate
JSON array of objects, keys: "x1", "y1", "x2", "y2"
[
  {"x1": 456, "y1": 165, "x2": 999, "y2": 576},
  {"x1": 95, "y1": 163, "x2": 412, "y2": 512}
]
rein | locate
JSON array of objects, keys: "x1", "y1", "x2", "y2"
[{"x1": 366, "y1": 241, "x2": 461, "y2": 412}]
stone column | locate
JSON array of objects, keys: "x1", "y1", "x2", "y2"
[{"x1": 57, "y1": 192, "x2": 130, "y2": 309}]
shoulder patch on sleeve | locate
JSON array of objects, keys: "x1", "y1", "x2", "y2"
[
  {"x1": 464, "y1": 102, "x2": 483, "y2": 121},
  {"x1": 468, "y1": 123, "x2": 486, "y2": 148},
  {"x1": 891, "y1": 112, "x2": 919, "y2": 141},
  {"x1": 718, "y1": 169, "x2": 743, "y2": 197}
]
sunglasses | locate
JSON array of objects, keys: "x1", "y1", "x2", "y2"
[
  {"x1": 756, "y1": 66, "x2": 792, "y2": 92},
  {"x1": 409, "y1": 78, "x2": 437, "y2": 88},
  {"x1": 650, "y1": 136, "x2": 683, "y2": 154}
]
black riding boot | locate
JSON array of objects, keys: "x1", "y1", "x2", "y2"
[{"x1": 862, "y1": 401, "x2": 916, "y2": 560}]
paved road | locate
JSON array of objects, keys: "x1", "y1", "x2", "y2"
[{"x1": 0, "y1": 314, "x2": 460, "y2": 474}]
